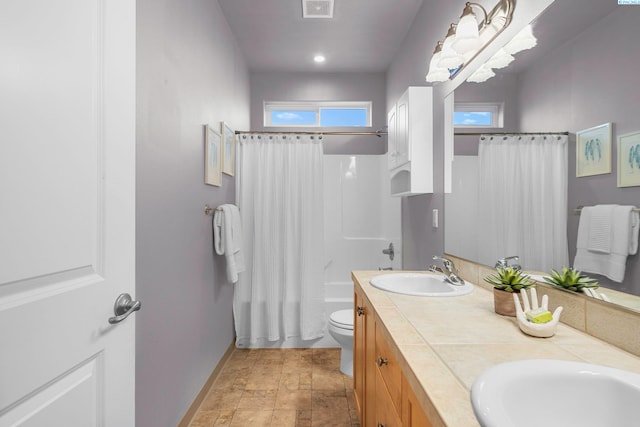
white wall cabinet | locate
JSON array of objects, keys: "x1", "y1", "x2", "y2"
[{"x1": 387, "y1": 86, "x2": 433, "y2": 197}]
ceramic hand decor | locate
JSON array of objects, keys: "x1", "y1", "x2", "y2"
[{"x1": 513, "y1": 288, "x2": 563, "y2": 338}]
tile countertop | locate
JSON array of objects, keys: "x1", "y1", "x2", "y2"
[{"x1": 352, "y1": 270, "x2": 640, "y2": 427}]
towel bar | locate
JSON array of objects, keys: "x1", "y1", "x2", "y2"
[
  {"x1": 574, "y1": 205, "x2": 640, "y2": 214},
  {"x1": 204, "y1": 204, "x2": 221, "y2": 216},
  {"x1": 205, "y1": 204, "x2": 237, "y2": 216}
]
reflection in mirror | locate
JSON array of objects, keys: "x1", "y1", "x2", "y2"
[{"x1": 444, "y1": 0, "x2": 640, "y2": 311}]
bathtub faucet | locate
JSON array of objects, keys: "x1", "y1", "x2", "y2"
[{"x1": 432, "y1": 255, "x2": 465, "y2": 286}]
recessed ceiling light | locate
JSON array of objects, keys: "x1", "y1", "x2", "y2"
[{"x1": 313, "y1": 54, "x2": 326, "y2": 63}]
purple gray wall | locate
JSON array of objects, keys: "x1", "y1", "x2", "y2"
[
  {"x1": 517, "y1": 7, "x2": 640, "y2": 294},
  {"x1": 250, "y1": 71, "x2": 386, "y2": 154},
  {"x1": 136, "y1": 0, "x2": 250, "y2": 425}
]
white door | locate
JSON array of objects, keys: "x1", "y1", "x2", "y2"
[{"x1": 0, "y1": 0, "x2": 136, "y2": 426}]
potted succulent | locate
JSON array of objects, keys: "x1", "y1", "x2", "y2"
[
  {"x1": 543, "y1": 267, "x2": 599, "y2": 293},
  {"x1": 484, "y1": 267, "x2": 536, "y2": 316}
]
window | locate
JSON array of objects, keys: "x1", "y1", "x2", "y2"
[
  {"x1": 264, "y1": 101, "x2": 371, "y2": 127},
  {"x1": 453, "y1": 102, "x2": 504, "y2": 128}
]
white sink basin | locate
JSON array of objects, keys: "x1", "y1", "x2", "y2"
[
  {"x1": 369, "y1": 273, "x2": 474, "y2": 297},
  {"x1": 471, "y1": 359, "x2": 640, "y2": 427}
]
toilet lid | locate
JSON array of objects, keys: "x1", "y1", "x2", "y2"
[{"x1": 329, "y1": 309, "x2": 354, "y2": 329}]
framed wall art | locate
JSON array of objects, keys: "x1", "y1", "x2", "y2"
[
  {"x1": 576, "y1": 122, "x2": 612, "y2": 177},
  {"x1": 618, "y1": 130, "x2": 640, "y2": 187},
  {"x1": 221, "y1": 121, "x2": 236, "y2": 176},
  {"x1": 205, "y1": 124, "x2": 222, "y2": 186}
]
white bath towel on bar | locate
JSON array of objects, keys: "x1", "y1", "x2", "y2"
[
  {"x1": 214, "y1": 204, "x2": 246, "y2": 283},
  {"x1": 586, "y1": 204, "x2": 613, "y2": 253},
  {"x1": 574, "y1": 205, "x2": 639, "y2": 282}
]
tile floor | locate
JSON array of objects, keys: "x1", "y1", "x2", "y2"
[{"x1": 189, "y1": 348, "x2": 360, "y2": 427}]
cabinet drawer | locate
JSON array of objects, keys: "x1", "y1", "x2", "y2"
[
  {"x1": 375, "y1": 367, "x2": 402, "y2": 427},
  {"x1": 375, "y1": 324, "x2": 402, "y2": 413}
]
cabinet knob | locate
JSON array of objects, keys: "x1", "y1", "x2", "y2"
[
  {"x1": 356, "y1": 306, "x2": 365, "y2": 316},
  {"x1": 376, "y1": 356, "x2": 388, "y2": 367}
]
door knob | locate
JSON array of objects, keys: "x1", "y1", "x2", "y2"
[{"x1": 108, "y1": 293, "x2": 141, "y2": 324}]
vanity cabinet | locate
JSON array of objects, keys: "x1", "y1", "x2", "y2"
[
  {"x1": 387, "y1": 86, "x2": 433, "y2": 197},
  {"x1": 354, "y1": 285, "x2": 433, "y2": 427}
]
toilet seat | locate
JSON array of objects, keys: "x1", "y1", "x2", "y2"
[{"x1": 329, "y1": 309, "x2": 354, "y2": 330}]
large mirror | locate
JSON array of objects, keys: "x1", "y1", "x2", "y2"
[{"x1": 445, "y1": 0, "x2": 640, "y2": 310}]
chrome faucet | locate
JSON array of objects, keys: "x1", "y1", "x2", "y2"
[
  {"x1": 427, "y1": 264, "x2": 444, "y2": 274},
  {"x1": 432, "y1": 255, "x2": 465, "y2": 286},
  {"x1": 382, "y1": 242, "x2": 395, "y2": 261},
  {"x1": 495, "y1": 255, "x2": 522, "y2": 271}
]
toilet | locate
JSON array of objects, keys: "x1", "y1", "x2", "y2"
[{"x1": 328, "y1": 309, "x2": 354, "y2": 377}]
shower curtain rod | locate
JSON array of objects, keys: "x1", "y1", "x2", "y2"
[
  {"x1": 235, "y1": 130, "x2": 387, "y2": 138},
  {"x1": 455, "y1": 131, "x2": 569, "y2": 136}
]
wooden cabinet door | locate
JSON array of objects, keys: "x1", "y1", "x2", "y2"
[
  {"x1": 375, "y1": 325, "x2": 402, "y2": 413},
  {"x1": 375, "y1": 368, "x2": 403, "y2": 427},
  {"x1": 354, "y1": 290, "x2": 365, "y2": 420},
  {"x1": 354, "y1": 286, "x2": 377, "y2": 426},
  {"x1": 365, "y1": 294, "x2": 377, "y2": 426},
  {"x1": 402, "y1": 378, "x2": 434, "y2": 427}
]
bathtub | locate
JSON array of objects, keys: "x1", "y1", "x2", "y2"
[
  {"x1": 316, "y1": 155, "x2": 402, "y2": 347},
  {"x1": 253, "y1": 155, "x2": 400, "y2": 349}
]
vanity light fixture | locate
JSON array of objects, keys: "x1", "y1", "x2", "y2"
[
  {"x1": 425, "y1": 42, "x2": 451, "y2": 83},
  {"x1": 425, "y1": 0, "x2": 516, "y2": 83}
]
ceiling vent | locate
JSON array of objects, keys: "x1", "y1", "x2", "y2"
[{"x1": 302, "y1": 0, "x2": 334, "y2": 18}]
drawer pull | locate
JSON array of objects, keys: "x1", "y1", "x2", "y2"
[
  {"x1": 356, "y1": 306, "x2": 365, "y2": 316},
  {"x1": 376, "y1": 356, "x2": 388, "y2": 367},
  {"x1": 377, "y1": 424, "x2": 386, "y2": 427}
]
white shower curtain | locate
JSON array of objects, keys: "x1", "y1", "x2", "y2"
[
  {"x1": 234, "y1": 134, "x2": 326, "y2": 348},
  {"x1": 477, "y1": 134, "x2": 569, "y2": 272}
]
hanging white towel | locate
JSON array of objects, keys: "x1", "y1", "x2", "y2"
[
  {"x1": 630, "y1": 211, "x2": 639, "y2": 256},
  {"x1": 587, "y1": 205, "x2": 613, "y2": 253},
  {"x1": 574, "y1": 205, "x2": 639, "y2": 282},
  {"x1": 213, "y1": 204, "x2": 245, "y2": 283}
]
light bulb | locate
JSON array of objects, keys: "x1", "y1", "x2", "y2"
[
  {"x1": 438, "y1": 26, "x2": 464, "y2": 70},
  {"x1": 452, "y1": 10, "x2": 481, "y2": 54},
  {"x1": 426, "y1": 52, "x2": 451, "y2": 83}
]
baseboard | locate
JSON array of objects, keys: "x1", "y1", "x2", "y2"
[{"x1": 177, "y1": 339, "x2": 236, "y2": 427}]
